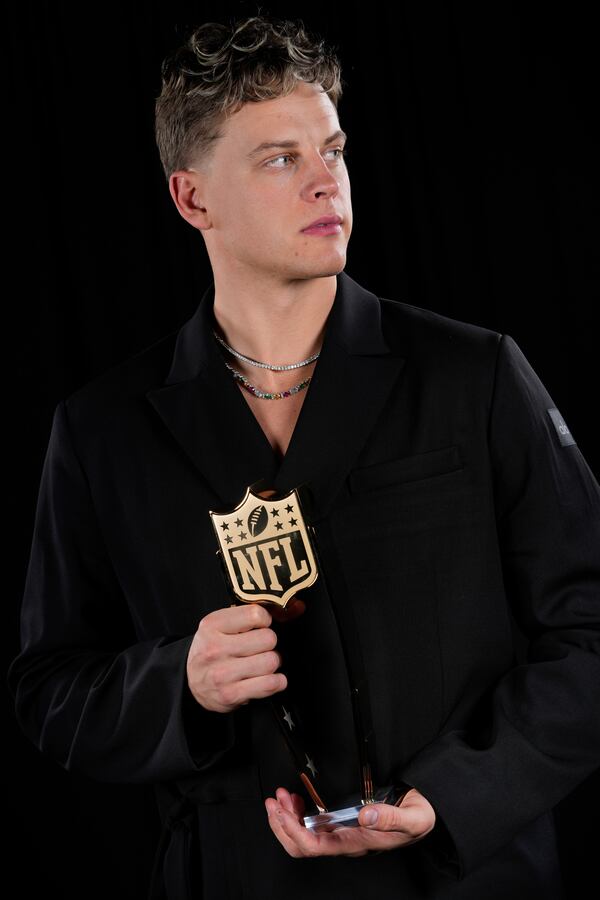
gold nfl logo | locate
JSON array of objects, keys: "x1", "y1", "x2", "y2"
[{"x1": 209, "y1": 486, "x2": 318, "y2": 608}]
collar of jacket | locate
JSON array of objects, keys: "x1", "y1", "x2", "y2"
[{"x1": 146, "y1": 269, "x2": 406, "y2": 522}]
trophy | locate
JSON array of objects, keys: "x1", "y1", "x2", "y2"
[{"x1": 209, "y1": 482, "x2": 408, "y2": 832}]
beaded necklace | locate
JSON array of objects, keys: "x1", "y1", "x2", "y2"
[
  {"x1": 222, "y1": 360, "x2": 312, "y2": 399},
  {"x1": 213, "y1": 330, "x2": 319, "y2": 400}
]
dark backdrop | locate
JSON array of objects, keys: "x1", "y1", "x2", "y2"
[{"x1": 7, "y1": 1, "x2": 599, "y2": 897}]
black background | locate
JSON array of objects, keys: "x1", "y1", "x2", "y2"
[{"x1": 7, "y1": 1, "x2": 599, "y2": 896}]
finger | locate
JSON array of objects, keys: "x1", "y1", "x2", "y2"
[
  {"x1": 227, "y1": 628, "x2": 279, "y2": 657},
  {"x1": 265, "y1": 797, "x2": 279, "y2": 817},
  {"x1": 265, "y1": 804, "x2": 306, "y2": 858},
  {"x1": 212, "y1": 603, "x2": 273, "y2": 634},
  {"x1": 274, "y1": 788, "x2": 306, "y2": 820},
  {"x1": 395, "y1": 790, "x2": 436, "y2": 839},
  {"x1": 275, "y1": 788, "x2": 297, "y2": 815},
  {"x1": 358, "y1": 803, "x2": 393, "y2": 831},
  {"x1": 213, "y1": 650, "x2": 283, "y2": 685},
  {"x1": 275, "y1": 806, "x2": 329, "y2": 857},
  {"x1": 221, "y1": 672, "x2": 288, "y2": 706},
  {"x1": 357, "y1": 792, "x2": 435, "y2": 838}
]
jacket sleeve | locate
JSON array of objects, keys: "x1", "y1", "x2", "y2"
[
  {"x1": 8, "y1": 400, "x2": 236, "y2": 784},
  {"x1": 398, "y1": 332, "x2": 600, "y2": 878}
]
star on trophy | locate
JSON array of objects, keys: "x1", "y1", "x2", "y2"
[{"x1": 209, "y1": 482, "x2": 408, "y2": 832}]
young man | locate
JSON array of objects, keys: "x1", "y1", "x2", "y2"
[{"x1": 9, "y1": 14, "x2": 600, "y2": 900}]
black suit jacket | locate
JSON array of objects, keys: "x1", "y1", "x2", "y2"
[{"x1": 9, "y1": 270, "x2": 600, "y2": 899}]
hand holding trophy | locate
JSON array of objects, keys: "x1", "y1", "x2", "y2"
[{"x1": 209, "y1": 482, "x2": 408, "y2": 832}]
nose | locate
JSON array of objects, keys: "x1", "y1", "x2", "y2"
[{"x1": 301, "y1": 151, "x2": 341, "y2": 201}]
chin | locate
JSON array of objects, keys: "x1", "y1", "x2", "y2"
[
  {"x1": 319, "y1": 258, "x2": 347, "y2": 278},
  {"x1": 323, "y1": 264, "x2": 346, "y2": 277},
  {"x1": 277, "y1": 247, "x2": 348, "y2": 282},
  {"x1": 306, "y1": 250, "x2": 348, "y2": 279},
  {"x1": 298, "y1": 264, "x2": 345, "y2": 281}
]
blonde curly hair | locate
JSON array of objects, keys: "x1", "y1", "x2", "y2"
[{"x1": 155, "y1": 13, "x2": 344, "y2": 180}]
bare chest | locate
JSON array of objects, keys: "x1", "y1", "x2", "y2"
[{"x1": 239, "y1": 389, "x2": 306, "y2": 460}]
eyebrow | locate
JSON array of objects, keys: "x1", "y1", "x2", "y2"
[{"x1": 246, "y1": 129, "x2": 347, "y2": 159}]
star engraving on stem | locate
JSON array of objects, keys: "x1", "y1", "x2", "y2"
[
  {"x1": 305, "y1": 755, "x2": 317, "y2": 778},
  {"x1": 282, "y1": 707, "x2": 295, "y2": 730}
]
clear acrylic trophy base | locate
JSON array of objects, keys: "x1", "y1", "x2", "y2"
[{"x1": 303, "y1": 784, "x2": 404, "y2": 833}]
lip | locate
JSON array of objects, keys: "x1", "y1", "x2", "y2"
[{"x1": 301, "y1": 214, "x2": 343, "y2": 236}]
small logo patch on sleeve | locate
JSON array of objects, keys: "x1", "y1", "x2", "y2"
[{"x1": 547, "y1": 408, "x2": 576, "y2": 447}]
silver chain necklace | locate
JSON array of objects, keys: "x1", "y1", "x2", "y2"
[{"x1": 212, "y1": 330, "x2": 320, "y2": 371}]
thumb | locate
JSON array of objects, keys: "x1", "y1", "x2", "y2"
[
  {"x1": 358, "y1": 790, "x2": 436, "y2": 836},
  {"x1": 358, "y1": 803, "x2": 401, "y2": 832}
]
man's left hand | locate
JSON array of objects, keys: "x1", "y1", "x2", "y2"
[{"x1": 264, "y1": 786, "x2": 436, "y2": 858}]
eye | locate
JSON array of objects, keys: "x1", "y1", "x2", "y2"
[
  {"x1": 264, "y1": 147, "x2": 349, "y2": 169},
  {"x1": 265, "y1": 154, "x2": 295, "y2": 168}
]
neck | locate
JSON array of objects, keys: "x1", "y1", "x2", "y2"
[{"x1": 211, "y1": 272, "x2": 338, "y2": 367}]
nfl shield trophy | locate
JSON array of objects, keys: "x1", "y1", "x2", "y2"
[{"x1": 209, "y1": 483, "x2": 409, "y2": 832}]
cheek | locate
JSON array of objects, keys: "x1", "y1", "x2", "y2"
[
  {"x1": 231, "y1": 190, "x2": 272, "y2": 231},
  {"x1": 223, "y1": 209, "x2": 287, "y2": 259},
  {"x1": 341, "y1": 175, "x2": 352, "y2": 203},
  {"x1": 210, "y1": 175, "x2": 253, "y2": 228},
  {"x1": 241, "y1": 202, "x2": 290, "y2": 245}
]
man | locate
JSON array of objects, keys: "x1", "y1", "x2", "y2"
[{"x1": 9, "y1": 13, "x2": 600, "y2": 900}]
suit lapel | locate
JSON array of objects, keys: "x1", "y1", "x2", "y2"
[
  {"x1": 146, "y1": 284, "x2": 278, "y2": 507},
  {"x1": 272, "y1": 273, "x2": 406, "y2": 519},
  {"x1": 146, "y1": 270, "x2": 406, "y2": 519}
]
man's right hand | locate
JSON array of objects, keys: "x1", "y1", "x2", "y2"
[{"x1": 186, "y1": 604, "x2": 287, "y2": 713}]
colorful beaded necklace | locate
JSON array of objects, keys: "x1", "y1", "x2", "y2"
[{"x1": 222, "y1": 359, "x2": 312, "y2": 400}]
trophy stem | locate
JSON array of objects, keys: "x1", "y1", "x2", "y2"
[
  {"x1": 266, "y1": 694, "x2": 329, "y2": 813},
  {"x1": 312, "y1": 520, "x2": 382, "y2": 810},
  {"x1": 362, "y1": 763, "x2": 374, "y2": 805},
  {"x1": 351, "y1": 685, "x2": 376, "y2": 806},
  {"x1": 299, "y1": 773, "x2": 328, "y2": 814}
]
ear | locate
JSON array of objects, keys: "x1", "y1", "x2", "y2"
[{"x1": 169, "y1": 169, "x2": 212, "y2": 230}]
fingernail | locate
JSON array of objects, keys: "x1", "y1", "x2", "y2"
[{"x1": 362, "y1": 808, "x2": 378, "y2": 826}]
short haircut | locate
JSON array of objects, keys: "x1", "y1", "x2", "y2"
[{"x1": 155, "y1": 13, "x2": 344, "y2": 181}]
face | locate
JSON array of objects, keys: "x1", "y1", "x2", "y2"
[{"x1": 183, "y1": 81, "x2": 352, "y2": 283}]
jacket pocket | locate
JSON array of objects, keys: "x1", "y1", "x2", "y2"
[{"x1": 348, "y1": 444, "x2": 463, "y2": 493}]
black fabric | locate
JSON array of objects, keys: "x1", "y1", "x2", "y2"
[
  {"x1": 9, "y1": 270, "x2": 599, "y2": 898},
  {"x1": 191, "y1": 799, "x2": 564, "y2": 900}
]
